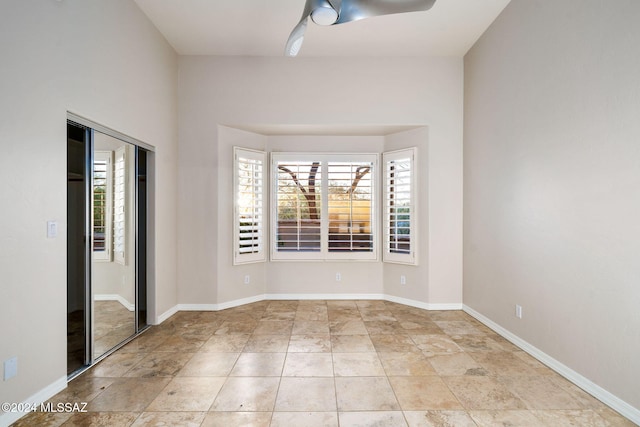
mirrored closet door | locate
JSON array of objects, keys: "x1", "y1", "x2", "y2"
[{"x1": 67, "y1": 117, "x2": 150, "y2": 377}]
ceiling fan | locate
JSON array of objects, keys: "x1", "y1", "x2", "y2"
[{"x1": 285, "y1": 0, "x2": 437, "y2": 56}]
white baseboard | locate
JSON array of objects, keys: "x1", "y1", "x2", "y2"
[
  {"x1": 0, "y1": 375, "x2": 67, "y2": 427},
  {"x1": 463, "y1": 304, "x2": 640, "y2": 425},
  {"x1": 385, "y1": 294, "x2": 463, "y2": 311},
  {"x1": 155, "y1": 304, "x2": 179, "y2": 324},
  {"x1": 94, "y1": 294, "x2": 134, "y2": 311},
  {"x1": 158, "y1": 294, "x2": 462, "y2": 318},
  {"x1": 265, "y1": 293, "x2": 386, "y2": 301}
]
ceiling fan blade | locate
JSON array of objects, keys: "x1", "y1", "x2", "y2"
[
  {"x1": 285, "y1": 18, "x2": 308, "y2": 56},
  {"x1": 285, "y1": 0, "x2": 314, "y2": 56},
  {"x1": 336, "y1": 0, "x2": 436, "y2": 24}
]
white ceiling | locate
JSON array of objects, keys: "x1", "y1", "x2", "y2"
[{"x1": 134, "y1": 0, "x2": 511, "y2": 57}]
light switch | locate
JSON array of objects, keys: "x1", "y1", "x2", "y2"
[
  {"x1": 47, "y1": 221, "x2": 58, "y2": 238},
  {"x1": 4, "y1": 357, "x2": 17, "y2": 381}
]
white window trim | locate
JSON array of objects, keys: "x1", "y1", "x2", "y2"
[
  {"x1": 383, "y1": 147, "x2": 418, "y2": 265},
  {"x1": 233, "y1": 147, "x2": 267, "y2": 265},
  {"x1": 93, "y1": 151, "x2": 113, "y2": 262},
  {"x1": 270, "y1": 152, "x2": 378, "y2": 262}
]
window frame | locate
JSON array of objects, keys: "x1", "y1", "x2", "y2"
[
  {"x1": 233, "y1": 147, "x2": 267, "y2": 265},
  {"x1": 382, "y1": 147, "x2": 418, "y2": 265},
  {"x1": 270, "y1": 152, "x2": 378, "y2": 262}
]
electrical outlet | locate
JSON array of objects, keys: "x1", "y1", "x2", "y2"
[
  {"x1": 515, "y1": 304, "x2": 523, "y2": 319},
  {"x1": 244, "y1": 275, "x2": 250, "y2": 285},
  {"x1": 4, "y1": 357, "x2": 17, "y2": 381},
  {"x1": 335, "y1": 272, "x2": 341, "y2": 282},
  {"x1": 400, "y1": 275, "x2": 406, "y2": 285}
]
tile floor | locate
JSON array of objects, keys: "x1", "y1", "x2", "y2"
[{"x1": 14, "y1": 300, "x2": 635, "y2": 426}]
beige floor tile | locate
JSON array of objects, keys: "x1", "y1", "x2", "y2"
[
  {"x1": 60, "y1": 412, "x2": 140, "y2": 426},
  {"x1": 498, "y1": 376, "x2": 583, "y2": 409},
  {"x1": 531, "y1": 409, "x2": 609, "y2": 426},
  {"x1": 410, "y1": 334, "x2": 462, "y2": 357},
  {"x1": 178, "y1": 352, "x2": 239, "y2": 377},
  {"x1": 329, "y1": 320, "x2": 368, "y2": 335},
  {"x1": 451, "y1": 335, "x2": 515, "y2": 353},
  {"x1": 11, "y1": 411, "x2": 72, "y2": 427},
  {"x1": 596, "y1": 408, "x2": 638, "y2": 426},
  {"x1": 444, "y1": 376, "x2": 526, "y2": 410},
  {"x1": 330, "y1": 334, "x2": 375, "y2": 352},
  {"x1": 200, "y1": 411, "x2": 272, "y2": 427},
  {"x1": 356, "y1": 300, "x2": 387, "y2": 310},
  {"x1": 87, "y1": 353, "x2": 145, "y2": 377},
  {"x1": 470, "y1": 410, "x2": 544, "y2": 426},
  {"x1": 287, "y1": 334, "x2": 331, "y2": 352},
  {"x1": 512, "y1": 350, "x2": 557, "y2": 375},
  {"x1": 200, "y1": 334, "x2": 250, "y2": 352},
  {"x1": 370, "y1": 334, "x2": 421, "y2": 353},
  {"x1": 124, "y1": 352, "x2": 194, "y2": 378},
  {"x1": 428, "y1": 352, "x2": 487, "y2": 376},
  {"x1": 253, "y1": 320, "x2": 293, "y2": 335},
  {"x1": 261, "y1": 311, "x2": 297, "y2": 321},
  {"x1": 399, "y1": 321, "x2": 444, "y2": 335},
  {"x1": 282, "y1": 353, "x2": 334, "y2": 377},
  {"x1": 230, "y1": 352, "x2": 286, "y2": 376},
  {"x1": 87, "y1": 377, "x2": 171, "y2": 411},
  {"x1": 469, "y1": 351, "x2": 538, "y2": 376},
  {"x1": 49, "y1": 376, "x2": 115, "y2": 403},
  {"x1": 295, "y1": 306, "x2": 329, "y2": 322},
  {"x1": 292, "y1": 320, "x2": 330, "y2": 335},
  {"x1": 275, "y1": 377, "x2": 337, "y2": 411},
  {"x1": 146, "y1": 377, "x2": 225, "y2": 411},
  {"x1": 21, "y1": 301, "x2": 629, "y2": 427},
  {"x1": 364, "y1": 320, "x2": 406, "y2": 335},
  {"x1": 433, "y1": 320, "x2": 486, "y2": 336},
  {"x1": 379, "y1": 352, "x2": 436, "y2": 376},
  {"x1": 389, "y1": 376, "x2": 462, "y2": 410},
  {"x1": 153, "y1": 334, "x2": 208, "y2": 352},
  {"x1": 335, "y1": 377, "x2": 400, "y2": 411},
  {"x1": 271, "y1": 411, "x2": 338, "y2": 427},
  {"x1": 359, "y1": 310, "x2": 397, "y2": 322},
  {"x1": 243, "y1": 334, "x2": 290, "y2": 352},
  {"x1": 131, "y1": 411, "x2": 206, "y2": 427},
  {"x1": 117, "y1": 332, "x2": 167, "y2": 353},
  {"x1": 333, "y1": 352, "x2": 385, "y2": 376},
  {"x1": 210, "y1": 377, "x2": 280, "y2": 411},
  {"x1": 547, "y1": 375, "x2": 610, "y2": 409},
  {"x1": 404, "y1": 410, "x2": 477, "y2": 427},
  {"x1": 339, "y1": 411, "x2": 407, "y2": 426},
  {"x1": 214, "y1": 320, "x2": 258, "y2": 334}
]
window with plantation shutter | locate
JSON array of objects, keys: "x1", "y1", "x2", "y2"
[
  {"x1": 93, "y1": 151, "x2": 113, "y2": 261},
  {"x1": 383, "y1": 148, "x2": 417, "y2": 265},
  {"x1": 327, "y1": 161, "x2": 373, "y2": 254},
  {"x1": 234, "y1": 147, "x2": 266, "y2": 264},
  {"x1": 272, "y1": 153, "x2": 377, "y2": 261}
]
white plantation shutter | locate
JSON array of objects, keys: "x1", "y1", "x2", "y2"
[
  {"x1": 327, "y1": 161, "x2": 374, "y2": 254},
  {"x1": 234, "y1": 147, "x2": 266, "y2": 264},
  {"x1": 113, "y1": 146, "x2": 126, "y2": 264},
  {"x1": 271, "y1": 153, "x2": 377, "y2": 261},
  {"x1": 93, "y1": 151, "x2": 113, "y2": 261},
  {"x1": 274, "y1": 159, "x2": 322, "y2": 257},
  {"x1": 383, "y1": 148, "x2": 417, "y2": 264}
]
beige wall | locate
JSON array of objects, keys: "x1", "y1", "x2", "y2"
[
  {"x1": 0, "y1": 0, "x2": 178, "y2": 413},
  {"x1": 177, "y1": 56, "x2": 463, "y2": 308},
  {"x1": 464, "y1": 0, "x2": 640, "y2": 411}
]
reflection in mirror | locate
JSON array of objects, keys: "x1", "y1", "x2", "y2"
[{"x1": 92, "y1": 131, "x2": 136, "y2": 359}]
